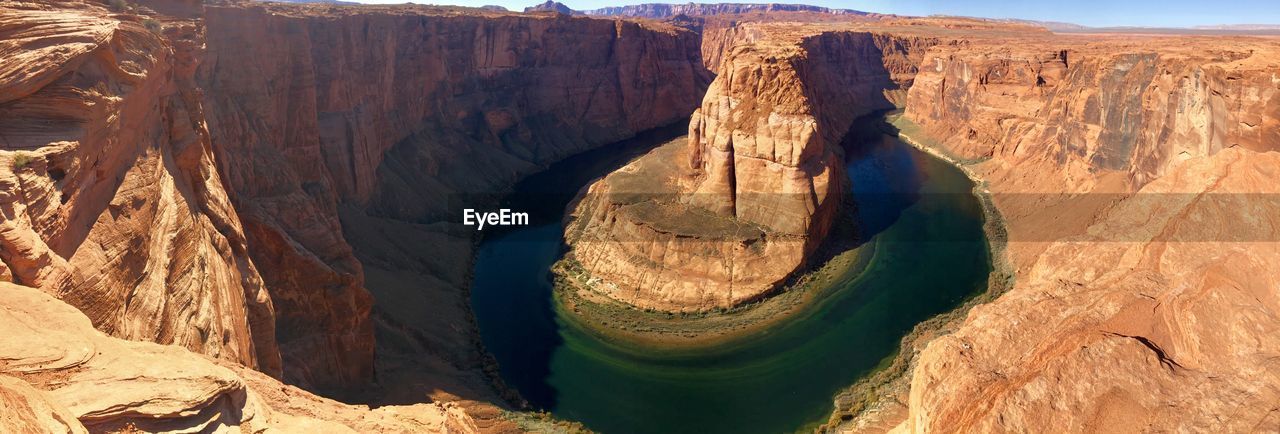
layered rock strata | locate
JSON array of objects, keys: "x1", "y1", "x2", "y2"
[
  {"x1": 566, "y1": 28, "x2": 938, "y2": 311},
  {"x1": 198, "y1": 2, "x2": 709, "y2": 394},
  {"x1": 906, "y1": 37, "x2": 1280, "y2": 187},
  {"x1": 1, "y1": 0, "x2": 709, "y2": 408},
  {"x1": 0, "y1": 281, "x2": 482, "y2": 433},
  {"x1": 889, "y1": 36, "x2": 1280, "y2": 432},
  {"x1": 0, "y1": 3, "x2": 281, "y2": 376}
]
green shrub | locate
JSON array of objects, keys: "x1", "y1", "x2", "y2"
[
  {"x1": 108, "y1": 0, "x2": 128, "y2": 12},
  {"x1": 11, "y1": 153, "x2": 35, "y2": 170},
  {"x1": 143, "y1": 18, "x2": 161, "y2": 33}
]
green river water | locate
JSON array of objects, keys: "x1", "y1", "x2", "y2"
[{"x1": 470, "y1": 115, "x2": 991, "y2": 434}]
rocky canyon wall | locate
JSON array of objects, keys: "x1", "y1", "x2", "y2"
[
  {"x1": 886, "y1": 36, "x2": 1280, "y2": 433},
  {"x1": 565, "y1": 28, "x2": 939, "y2": 311},
  {"x1": 905, "y1": 37, "x2": 1280, "y2": 188},
  {"x1": 0, "y1": 281, "x2": 484, "y2": 433},
  {"x1": 3, "y1": 0, "x2": 710, "y2": 407},
  {"x1": 0, "y1": 3, "x2": 280, "y2": 376},
  {"x1": 197, "y1": 3, "x2": 709, "y2": 395}
]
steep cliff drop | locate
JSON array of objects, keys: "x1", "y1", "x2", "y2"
[
  {"x1": 1, "y1": 0, "x2": 707, "y2": 430},
  {"x1": 565, "y1": 27, "x2": 938, "y2": 311},
  {"x1": 5, "y1": 1, "x2": 1280, "y2": 433},
  {"x1": 0, "y1": 281, "x2": 481, "y2": 433},
  {"x1": 887, "y1": 35, "x2": 1280, "y2": 433},
  {"x1": 195, "y1": 2, "x2": 708, "y2": 401},
  {"x1": 560, "y1": 17, "x2": 1280, "y2": 433},
  {"x1": 0, "y1": 1, "x2": 281, "y2": 377}
]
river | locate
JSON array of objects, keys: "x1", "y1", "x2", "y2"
[{"x1": 469, "y1": 114, "x2": 991, "y2": 434}]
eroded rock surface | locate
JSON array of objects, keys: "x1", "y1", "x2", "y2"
[
  {"x1": 0, "y1": 281, "x2": 482, "y2": 433},
  {"x1": 2, "y1": 0, "x2": 709, "y2": 410},
  {"x1": 891, "y1": 36, "x2": 1280, "y2": 433},
  {"x1": 0, "y1": 1, "x2": 280, "y2": 377},
  {"x1": 197, "y1": 2, "x2": 709, "y2": 396},
  {"x1": 566, "y1": 26, "x2": 939, "y2": 311}
]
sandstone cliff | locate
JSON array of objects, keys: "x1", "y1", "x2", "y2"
[
  {"x1": 566, "y1": 26, "x2": 939, "y2": 311},
  {"x1": 888, "y1": 36, "x2": 1280, "y2": 433},
  {"x1": 562, "y1": 17, "x2": 1280, "y2": 431},
  {"x1": 0, "y1": 281, "x2": 483, "y2": 433},
  {"x1": 197, "y1": 2, "x2": 709, "y2": 396},
  {"x1": 0, "y1": 1, "x2": 281, "y2": 376},
  {"x1": 901, "y1": 147, "x2": 1280, "y2": 432},
  {"x1": 2, "y1": 0, "x2": 710, "y2": 411},
  {"x1": 905, "y1": 36, "x2": 1280, "y2": 188},
  {"x1": 11, "y1": 2, "x2": 1280, "y2": 433}
]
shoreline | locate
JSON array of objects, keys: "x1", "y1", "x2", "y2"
[
  {"x1": 819, "y1": 113, "x2": 1017, "y2": 432},
  {"x1": 552, "y1": 233, "x2": 877, "y2": 350}
]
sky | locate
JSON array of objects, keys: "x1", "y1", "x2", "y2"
[{"x1": 351, "y1": 0, "x2": 1280, "y2": 28}]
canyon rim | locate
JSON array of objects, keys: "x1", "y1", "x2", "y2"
[{"x1": 1, "y1": 0, "x2": 1279, "y2": 433}]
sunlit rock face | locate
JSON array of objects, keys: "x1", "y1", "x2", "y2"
[
  {"x1": 1, "y1": 0, "x2": 709, "y2": 398},
  {"x1": 895, "y1": 36, "x2": 1280, "y2": 433},
  {"x1": 0, "y1": 4, "x2": 281, "y2": 377},
  {"x1": 567, "y1": 27, "x2": 938, "y2": 311},
  {"x1": 0, "y1": 281, "x2": 482, "y2": 433}
]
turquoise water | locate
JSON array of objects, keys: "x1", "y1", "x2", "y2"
[{"x1": 470, "y1": 118, "x2": 991, "y2": 434}]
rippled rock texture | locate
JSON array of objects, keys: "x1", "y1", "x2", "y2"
[
  {"x1": 1, "y1": 0, "x2": 708, "y2": 412},
  {"x1": 0, "y1": 2, "x2": 280, "y2": 377},
  {"x1": 894, "y1": 36, "x2": 1280, "y2": 433},
  {"x1": 0, "y1": 281, "x2": 481, "y2": 432},
  {"x1": 7, "y1": 1, "x2": 1280, "y2": 432}
]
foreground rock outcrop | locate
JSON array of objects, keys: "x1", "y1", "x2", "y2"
[
  {"x1": 566, "y1": 26, "x2": 938, "y2": 311},
  {"x1": 902, "y1": 147, "x2": 1280, "y2": 433},
  {"x1": 0, "y1": 281, "x2": 482, "y2": 433}
]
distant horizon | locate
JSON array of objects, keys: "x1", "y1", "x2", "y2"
[{"x1": 345, "y1": 0, "x2": 1280, "y2": 28}]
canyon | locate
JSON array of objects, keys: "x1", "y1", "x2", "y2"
[
  {"x1": 2, "y1": 1, "x2": 1280, "y2": 433},
  {"x1": 564, "y1": 28, "x2": 939, "y2": 310},
  {"x1": 562, "y1": 16, "x2": 1280, "y2": 433},
  {"x1": 2, "y1": 0, "x2": 705, "y2": 429}
]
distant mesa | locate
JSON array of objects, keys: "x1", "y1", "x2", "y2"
[
  {"x1": 1193, "y1": 24, "x2": 1280, "y2": 30},
  {"x1": 480, "y1": 5, "x2": 509, "y2": 12},
  {"x1": 525, "y1": 1, "x2": 577, "y2": 14}
]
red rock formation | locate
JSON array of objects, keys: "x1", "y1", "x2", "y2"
[
  {"x1": 905, "y1": 36, "x2": 1280, "y2": 188},
  {"x1": 197, "y1": 2, "x2": 709, "y2": 394},
  {"x1": 524, "y1": 1, "x2": 575, "y2": 14},
  {"x1": 891, "y1": 36, "x2": 1280, "y2": 433},
  {"x1": 2, "y1": 0, "x2": 709, "y2": 404},
  {"x1": 566, "y1": 27, "x2": 938, "y2": 311},
  {"x1": 0, "y1": 2, "x2": 280, "y2": 376},
  {"x1": 0, "y1": 281, "x2": 484, "y2": 433},
  {"x1": 902, "y1": 147, "x2": 1280, "y2": 433}
]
